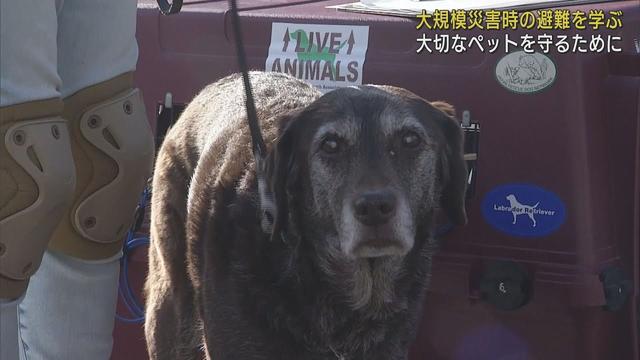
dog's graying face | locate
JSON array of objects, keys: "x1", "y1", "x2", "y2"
[
  {"x1": 308, "y1": 94, "x2": 438, "y2": 259},
  {"x1": 265, "y1": 85, "x2": 467, "y2": 305}
]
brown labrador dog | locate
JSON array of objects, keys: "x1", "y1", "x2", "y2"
[{"x1": 144, "y1": 71, "x2": 467, "y2": 360}]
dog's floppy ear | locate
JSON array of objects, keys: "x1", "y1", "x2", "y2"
[
  {"x1": 430, "y1": 101, "x2": 468, "y2": 225},
  {"x1": 430, "y1": 101, "x2": 456, "y2": 118},
  {"x1": 262, "y1": 112, "x2": 302, "y2": 241}
]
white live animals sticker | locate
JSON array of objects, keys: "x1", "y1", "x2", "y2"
[{"x1": 266, "y1": 23, "x2": 369, "y2": 92}]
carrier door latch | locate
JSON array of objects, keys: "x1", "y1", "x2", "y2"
[
  {"x1": 462, "y1": 110, "x2": 480, "y2": 199},
  {"x1": 599, "y1": 266, "x2": 632, "y2": 312},
  {"x1": 479, "y1": 260, "x2": 531, "y2": 311},
  {"x1": 156, "y1": 93, "x2": 187, "y2": 151}
]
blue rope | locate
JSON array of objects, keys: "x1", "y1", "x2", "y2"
[
  {"x1": 435, "y1": 222, "x2": 455, "y2": 238},
  {"x1": 122, "y1": 237, "x2": 149, "y2": 314},
  {"x1": 115, "y1": 187, "x2": 151, "y2": 324}
]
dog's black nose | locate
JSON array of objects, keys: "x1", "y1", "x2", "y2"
[{"x1": 353, "y1": 190, "x2": 397, "y2": 226}]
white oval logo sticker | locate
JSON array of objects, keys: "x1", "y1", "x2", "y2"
[{"x1": 495, "y1": 51, "x2": 556, "y2": 94}]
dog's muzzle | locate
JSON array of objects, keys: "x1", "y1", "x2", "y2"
[
  {"x1": 353, "y1": 189, "x2": 396, "y2": 226},
  {"x1": 348, "y1": 189, "x2": 411, "y2": 258}
]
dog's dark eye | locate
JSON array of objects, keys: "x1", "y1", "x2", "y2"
[
  {"x1": 320, "y1": 136, "x2": 342, "y2": 154},
  {"x1": 401, "y1": 131, "x2": 421, "y2": 148}
]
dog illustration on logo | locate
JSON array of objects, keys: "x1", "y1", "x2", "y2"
[
  {"x1": 504, "y1": 55, "x2": 548, "y2": 85},
  {"x1": 506, "y1": 194, "x2": 539, "y2": 227}
]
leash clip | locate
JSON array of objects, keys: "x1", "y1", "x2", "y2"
[
  {"x1": 461, "y1": 110, "x2": 480, "y2": 199},
  {"x1": 157, "y1": 0, "x2": 183, "y2": 15}
]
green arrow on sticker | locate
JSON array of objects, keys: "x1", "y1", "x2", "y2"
[{"x1": 291, "y1": 29, "x2": 349, "y2": 78}]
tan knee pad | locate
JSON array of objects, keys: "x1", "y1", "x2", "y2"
[
  {"x1": 0, "y1": 99, "x2": 76, "y2": 300},
  {"x1": 48, "y1": 73, "x2": 155, "y2": 260}
]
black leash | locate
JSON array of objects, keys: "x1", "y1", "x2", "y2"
[
  {"x1": 155, "y1": 1, "x2": 266, "y2": 160},
  {"x1": 227, "y1": 0, "x2": 275, "y2": 233},
  {"x1": 155, "y1": 0, "x2": 280, "y2": 234},
  {"x1": 227, "y1": 0, "x2": 268, "y2": 160},
  {"x1": 155, "y1": 0, "x2": 265, "y2": 158}
]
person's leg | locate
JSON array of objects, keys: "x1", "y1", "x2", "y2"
[
  {"x1": 0, "y1": 0, "x2": 61, "y2": 108},
  {"x1": 16, "y1": 1, "x2": 154, "y2": 359},
  {"x1": 56, "y1": 0, "x2": 140, "y2": 99},
  {"x1": 17, "y1": 251, "x2": 122, "y2": 359},
  {"x1": 1, "y1": 298, "x2": 21, "y2": 360},
  {"x1": 0, "y1": 1, "x2": 74, "y2": 359}
]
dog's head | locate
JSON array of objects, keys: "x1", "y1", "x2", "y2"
[{"x1": 261, "y1": 85, "x2": 466, "y2": 299}]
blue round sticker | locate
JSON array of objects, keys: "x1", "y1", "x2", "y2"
[{"x1": 481, "y1": 184, "x2": 566, "y2": 238}]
